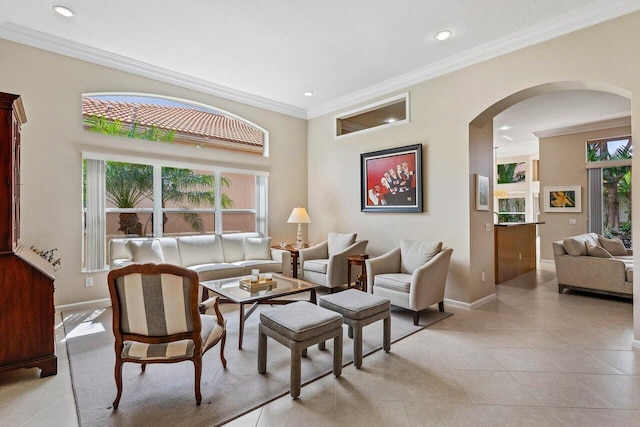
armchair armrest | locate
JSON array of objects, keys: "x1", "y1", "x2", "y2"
[
  {"x1": 198, "y1": 296, "x2": 224, "y2": 324},
  {"x1": 326, "y1": 240, "x2": 369, "y2": 288},
  {"x1": 409, "y1": 248, "x2": 453, "y2": 311},
  {"x1": 365, "y1": 247, "x2": 401, "y2": 292},
  {"x1": 299, "y1": 241, "x2": 328, "y2": 260}
]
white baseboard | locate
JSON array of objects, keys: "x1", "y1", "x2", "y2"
[
  {"x1": 444, "y1": 293, "x2": 497, "y2": 310},
  {"x1": 56, "y1": 298, "x2": 111, "y2": 313},
  {"x1": 538, "y1": 258, "x2": 555, "y2": 265}
]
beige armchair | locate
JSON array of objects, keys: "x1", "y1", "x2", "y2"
[
  {"x1": 298, "y1": 232, "x2": 368, "y2": 292},
  {"x1": 365, "y1": 240, "x2": 453, "y2": 325}
]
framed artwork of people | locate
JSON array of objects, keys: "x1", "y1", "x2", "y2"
[{"x1": 360, "y1": 144, "x2": 422, "y2": 213}]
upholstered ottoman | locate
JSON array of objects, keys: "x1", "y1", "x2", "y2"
[
  {"x1": 258, "y1": 301, "x2": 343, "y2": 398},
  {"x1": 319, "y1": 289, "x2": 390, "y2": 368}
]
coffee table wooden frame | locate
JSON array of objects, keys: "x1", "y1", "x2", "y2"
[{"x1": 200, "y1": 273, "x2": 318, "y2": 349}]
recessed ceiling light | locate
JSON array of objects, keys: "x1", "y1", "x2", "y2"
[
  {"x1": 502, "y1": 135, "x2": 514, "y2": 141},
  {"x1": 53, "y1": 5, "x2": 75, "y2": 17},
  {"x1": 434, "y1": 30, "x2": 452, "y2": 41},
  {"x1": 499, "y1": 125, "x2": 511, "y2": 131},
  {"x1": 304, "y1": 91, "x2": 313, "y2": 97},
  {"x1": 385, "y1": 118, "x2": 397, "y2": 123}
]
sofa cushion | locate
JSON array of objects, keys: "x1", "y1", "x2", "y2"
[
  {"x1": 304, "y1": 259, "x2": 329, "y2": 274},
  {"x1": 177, "y1": 235, "x2": 224, "y2": 266},
  {"x1": 328, "y1": 232, "x2": 356, "y2": 256},
  {"x1": 232, "y1": 260, "x2": 282, "y2": 275},
  {"x1": 598, "y1": 235, "x2": 628, "y2": 256},
  {"x1": 586, "y1": 243, "x2": 612, "y2": 258},
  {"x1": 626, "y1": 266, "x2": 634, "y2": 282},
  {"x1": 220, "y1": 234, "x2": 251, "y2": 262},
  {"x1": 188, "y1": 263, "x2": 244, "y2": 282},
  {"x1": 244, "y1": 237, "x2": 272, "y2": 260},
  {"x1": 374, "y1": 273, "x2": 412, "y2": 293},
  {"x1": 126, "y1": 239, "x2": 164, "y2": 264},
  {"x1": 400, "y1": 239, "x2": 442, "y2": 274}
]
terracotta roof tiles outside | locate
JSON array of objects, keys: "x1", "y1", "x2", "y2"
[{"x1": 82, "y1": 98, "x2": 264, "y2": 148}]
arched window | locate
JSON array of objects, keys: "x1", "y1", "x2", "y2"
[{"x1": 82, "y1": 93, "x2": 268, "y2": 155}]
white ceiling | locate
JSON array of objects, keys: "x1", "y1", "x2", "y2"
[
  {"x1": 1, "y1": 0, "x2": 639, "y2": 120},
  {"x1": 494, "y1": 90, "x2": 631, "y2": 158}
]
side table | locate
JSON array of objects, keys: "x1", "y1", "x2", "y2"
[
  {"x1": 273, "y1": 244, "x2": 309, "y2": 278},
  {"x1": 347, "y1": 254, "x2": 369, "y2": 291}
]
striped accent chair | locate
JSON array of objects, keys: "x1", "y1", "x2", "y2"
[{"x1": 107, "y1": 263, "x2": 227, "y2": 408}]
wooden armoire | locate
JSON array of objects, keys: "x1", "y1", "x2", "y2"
[{"x1": 0, "y1": 92, "x2": 57, "y2": 378}]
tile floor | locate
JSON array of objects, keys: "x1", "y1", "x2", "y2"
[{"x1": 1, "y1": 262, "x2": 639, "y2": 426}]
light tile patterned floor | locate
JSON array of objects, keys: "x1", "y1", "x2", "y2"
[{"x1": 1, "y1": 263, "x2": 638, "y2": 426}]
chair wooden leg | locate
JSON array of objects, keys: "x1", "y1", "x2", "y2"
[
  {"x1": 413, "y1": 310, "x2": 420, "y2": 326},
  {"x1": 113, "y1": 358, "x2": 123, "y2": 409},
  {"x1": 220, "y1": 331, "x2": 227, "y2": 368},
  {"x1": 194, "y1": 356, "x2": 202, "y2": 405},
  {"x1": 141, "y1": 363, "x2": 146, "y2": 373},
  {"x1": 438, "y1": 301, "x2": 444, "y2": 312}
]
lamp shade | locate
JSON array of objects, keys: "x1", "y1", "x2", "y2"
[{"x1": 287, "y1": 207, "x2": 311, "y2": 224}]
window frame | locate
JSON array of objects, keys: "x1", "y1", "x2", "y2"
[{"x1": 82, "y1": 151, "x2": 269, "y2": 272}]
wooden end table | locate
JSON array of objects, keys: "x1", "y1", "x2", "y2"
[
  {"x1": 347, "y1": 254, "x2": 369, "y2": 291},
  {"x1": 273, "y1": 244, "x2": 309, "y2": 278}
]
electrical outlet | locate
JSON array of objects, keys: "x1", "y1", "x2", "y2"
[
  {"x1": 569, "y1": 218, "x2": 577, "y2": 225},
  {"x1": 481, "y1": 271, "x2": 486, "y2": 282},
  {"x1": 485, "y1": 223, "x2": 492, "y2": 232},
  {"x1": 85, "y1": 277, "x2": 93, "y2": 287}
]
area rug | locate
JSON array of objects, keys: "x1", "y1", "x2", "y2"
[{"x1": 63, "y1": 303, "x2": 452, "y2": 427}]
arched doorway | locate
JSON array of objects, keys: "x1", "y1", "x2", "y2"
[{"x1": 468, "y1": 81, "x2": 637, "y2": 345}]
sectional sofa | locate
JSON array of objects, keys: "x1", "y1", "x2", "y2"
[
  {"x1": 552, "y1": 232, "x2": 633, "y2": 298},
  {"x1": 109, "y1": 232, "x2": 291, "y2": 281}
]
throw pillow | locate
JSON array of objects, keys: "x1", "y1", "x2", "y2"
[
  {"x1": 400, "y1": 239, "x2": 443, "y2": 274},
  {"x1": 244, "y1": 237, "x2": 272, "y2": 260},
  {"x1": 176, "y1": 235, "x2": 224, "y2": 265},
  {"x1": 562, "y1": 237, "x2": 587, "y2": 256},
  {"x1": 328, "y1": 232, "x2": 357, "y2": 256},
  {"x1": 126, "y1": 240, "x2": 164, "y2": 264},
  {"x1": 598, "y1": 235, "x2": 628, "y2": 256},
  {"x1": 586, "y1": 243, "x2": 613, "y2": 258}
]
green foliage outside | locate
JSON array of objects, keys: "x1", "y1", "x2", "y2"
[
  {"x1": 83, "y1": 115, "x2": 175, "y2": 142},
  {"x1": 102, "y1": 161, "x2": 232, "y2": 236},
  {"x1": 587, "y1": 140, "x2": 632, "y2": 246}
]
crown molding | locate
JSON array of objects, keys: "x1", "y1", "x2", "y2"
[
  {"x1": 534, "y1": 116, "x2": 631, "y2": 138},
  {"x1": 307, "y1": 0, "x2": 640, "y2": 119},
  {"x1": 0, "y1": 22, "x2": 307, "y2": 119},
  {"x1": 2, "y1": 0, "x2": 640, "y2": 121}
]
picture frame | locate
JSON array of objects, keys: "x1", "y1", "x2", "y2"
[
  {"x1": 544, "y1": 186, "x2": 581, "y2": 212},
  {"x1": 475, "y1": 174, "x2": 490, "y2": 211},
  {"x1": 497, "y1": 161, "x2": 526, "y2": 184},
  {"x1": 361, "y1": 144, "x2": 422, "y2": 212}
]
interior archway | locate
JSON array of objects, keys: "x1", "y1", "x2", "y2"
[{"x1": 468, "y1": 80, "x2": 635, "y2": 333}]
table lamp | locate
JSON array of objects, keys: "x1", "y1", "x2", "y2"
[{"x1": 287, "y1": 207, "x2": 311, "y2": 247}]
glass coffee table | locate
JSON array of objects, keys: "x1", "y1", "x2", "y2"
[{"x1": 200, "y1": 273, "x2": 319, "y2": 349}]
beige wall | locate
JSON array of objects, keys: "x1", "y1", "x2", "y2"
[
  {"x1": 538, "y1": 125, "x2": 631, "y2": 260},
  {"x1": 3, "y1": 11, "x2": 640, "y2": 344},
  {"x1": 0, "y1": 39, "x2": 308, "y2": 306},
  {"x1": 307, "y1": 11, "x2": 640, "y2": 315}
]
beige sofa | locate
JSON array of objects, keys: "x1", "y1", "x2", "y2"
[
  {"x1": 109, "y1": 232, "x2": 291, "y2": 281},
  {"x1": 552, "y1": 232, "x2": 632, "y2": 298}
]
